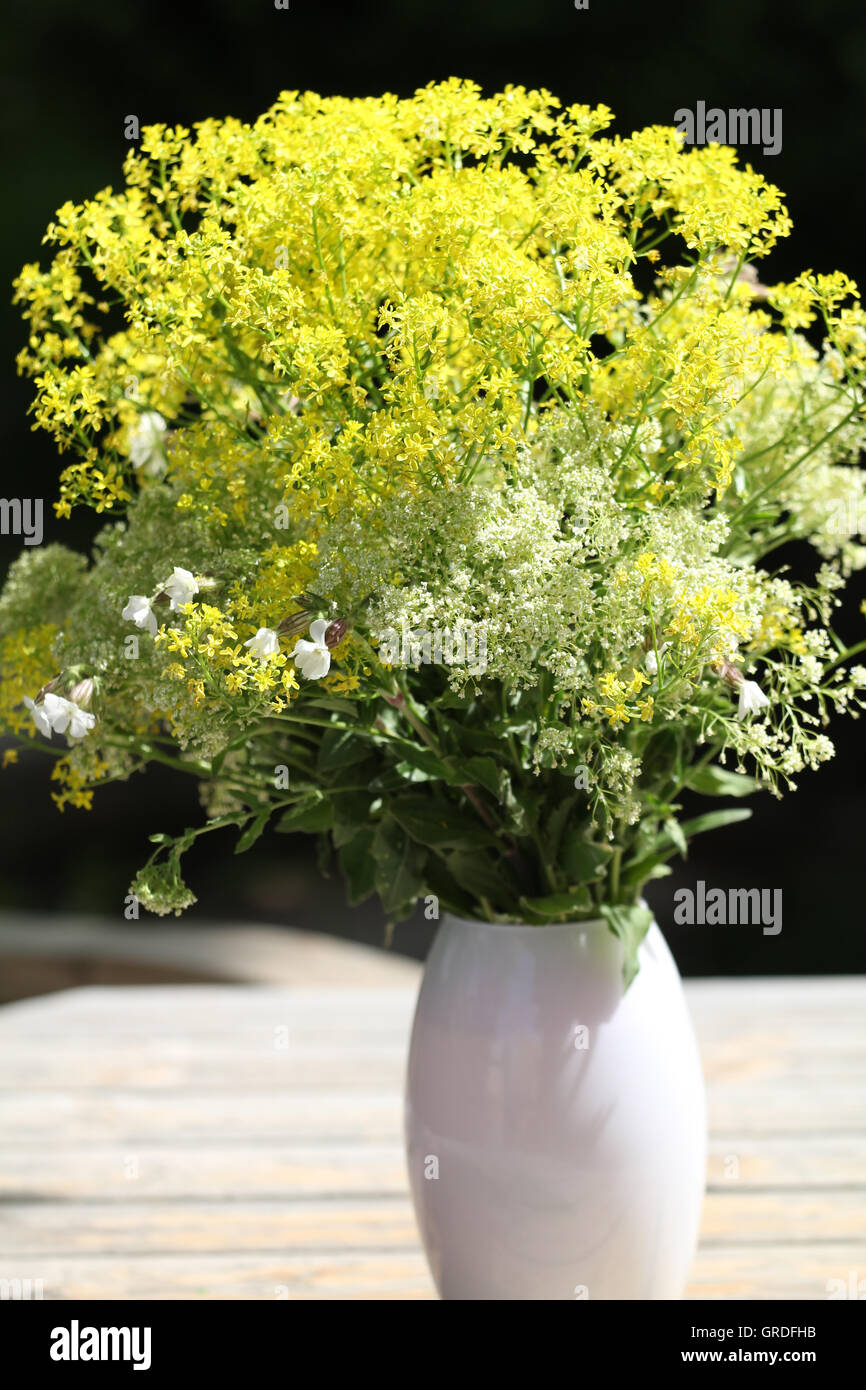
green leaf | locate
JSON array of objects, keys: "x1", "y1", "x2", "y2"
[
  {"x1": 429, "y1": 688, "x2": 475, "y2": 710},
  {"x1": 679, "y1": 807, "x2": 753, "y2": 838},
  {"x1": 519, "y1": 886, "x2": 595, "y2": 923},
  {"x1": 275, "y1": 796, "x2": 334, "y2": 834},
  {"x1": 316, "y1": 832, "x2": 332, "y2": 879},
  {"x1": 624, "y1": 808, "x2": 752, "y2": 888},
  {"x1": 317, "y1": 728, "x2": 370, "y2": 773},
  {"x1": 422, "y1": 856, "x2": 476, "y2": 917},
  {"x1": 621, "y1": 853, "x2": 667, "y2": 888},
  {"x1": 372, "y1": 819, "x2": 425, "y2": 916},
  {"x1": 326, "y1": 756, "x2": 378, "y2": 793},
  {"x1": 338, "y1": 828, "x2": 377, "y2": 905},
  {"x1": 501, "y1": 779, "x2": 534, "y2": 835},
  {"x1": 600, "y1": 903, "x2": 654, "y2": 990},
  {"x1": 234, "y1": 810, "x2": 270, "y2": 854},
  {"x1": 685, "y1": 765, "x2": 759, "y2": 798},
  {"x1": 389, "y1": 795, "x2": 496, "y2": 849},
  {"x1": 436, "y1": 718, "x2": 503, "y2": 757},
  {"x1": 389, "y1": 743, "x2": 452, "y2": 781},
  {"x1": 663, "y1": 816, "x2": 688, "y2": 859},
  {"x1": 331, "y1": 791, "x2": 374, "y2": 848},
  {"x1": 544, "y1": 795, "x2": 578, "y2": 862},
  {"x1": 391, "y1": 761, "x2": 438, "y2": 784},
  {"x1": 306, "y1": 695, "x2": 360, "y2": 718},
  {"x1": 444, "y1": 849, "x2": 514, "y2": 910},
  {"x1": 561, "y1": 834, "x2": 613, "y2": 883},
  {"x1": 462, "y1": 756, "x2": 505, "y2": 799}
]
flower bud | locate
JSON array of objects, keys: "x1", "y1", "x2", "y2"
[
  {"x1": 278, "y1": 609, "x2": 314, "y2": 638},
  {"x1": 324, "y1": 619, "x2": 348, "y2": 649},
  {"x1": 35, "y1": 676, "x2": 60, "y2": 703},
  {"x1": 68, "y1": 678, "x2": 95, "y2": 708},
  {"x1": 713, "y1": 659, "x2": 744, "y2": 688}
]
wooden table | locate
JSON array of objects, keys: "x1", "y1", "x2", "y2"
[{"x1": 1, "y1": 968, "x2": 864, "y2": 1300}]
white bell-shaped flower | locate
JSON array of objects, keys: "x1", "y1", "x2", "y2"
[
  {"x1": 244, "y1": 627, "x2": 281, "y2": 660},
  {"x1": 163, "y1": 567, "x2": 199, "y2": 611},
  {"x1": 291, "y1": 619, "x2": 331, "y2": 680},
  {"x1": 737, "y1": 679, "x2": 770, "y2": 721},
  {"x1": 122, "y1": 595, "x2": 158, "y2": 636}
]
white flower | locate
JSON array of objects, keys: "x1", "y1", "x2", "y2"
[
  {"x1": 291, "y1": 618, "x2": 331, "y2": 680},
  {"x1": 24, "y1": 692, "x2": 95, "y2": 742},
  {"x1": 23, "y1": 696, "x2": 53, "y2": 738},
  {"x1": 128, "y1": 410, "x2": 168, "y2": 476},
  {"x1": 645, "y1": 641, "x2": 671, "y2": 677},
  {"x1": 244, "y1": 627, "x2": 280, "y2": 660},
  {"x1": 122, "y1": 594, "x2": 158, "y2": 636},
  {"x1": 163, "y1": 567, "x2": 199, "y2": 610},
  {"x1": 737, "y1": 679, "x2": 770, "y2": 721},
  {"x1": 50, "y1": 694, "x2": 96, "y2": 742}
]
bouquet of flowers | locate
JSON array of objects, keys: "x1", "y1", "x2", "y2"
[{"x1": 3, "y1": 81, "x2": 865, "y2": 981}]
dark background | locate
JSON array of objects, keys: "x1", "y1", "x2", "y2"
[{"x1": 1, "y1": 0, "x2": 864, "y2": 974}]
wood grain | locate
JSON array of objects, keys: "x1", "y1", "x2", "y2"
[{"x1": 0, "y1": 973, "x2": 864, "y2": 1300}]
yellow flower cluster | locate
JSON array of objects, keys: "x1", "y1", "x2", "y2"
[
  {"x1": 12, "y1": 78, "x2": 826, "y2": 535},
  {"x1": 224, "y1": 542, "x2": 318, "y2": 629},
  {"x1": 0, "y1": 625, "x2": 58, "y2": 735},
  {"x1": 155, "y1": 603, "x2": 300, "y2": 713},
  {"x1": 50, "y1": 749, "x2": 113, "y2": 812},
  {"x1": 590, "y1": 669, "x2": 654, "y2": 729}
]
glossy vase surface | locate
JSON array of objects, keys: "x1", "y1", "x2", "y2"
[{"x1": 405, "y1": 914, "x2": 706, "y2": 1300}]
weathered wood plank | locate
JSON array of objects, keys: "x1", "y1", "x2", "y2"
[
  {"x1": 0, "y1": 1137, "x2": 864, "y2": 1205},
  {"x1": 706, "y1": 1085, "x2": 866, "y2": 1134},
  {"x1": 687, "y1": 1243, "x2": 863, "y2": 1301},
  {"x1": 0, "y1": 1123, "x2": 862, "y2": 1188},
  {"x1": 0, "y1": 985, "x2": 419, "y2": 1028},
  {"x1": 0, "y1": 1092, "x2": 404, "y2": 1143},
  {"x1": 0, "y1": 1197, "x2": 419, "y2": 1255},
  {"x1": 0, "y1": 1251, "x2": 436, "y2": 1301},
  {"x1": 0, "y1": 976, "x2": 863, "y2": 1301},
  {"x1": 0, "y1": 1052, "x2": 408, "y2": 1090},
  {"x1": 4, "y1": 1074, "x2": 861, "y2": 1133},
  {"x1": 2, "y1": 1190, "x2": 865, "y2": 1257},
  {"x1": 0, "y1": 1148, "x2": 409, "y2": 1200},
  {"x1": 705, "y1": 1136, "x2": 866, "y2": 1186},
  {"x1": 0, "y1": 1243, "x2": 855, "y2": 1301},
  {"x1": 700, "y1": 1189, "x2": 866, "y2": 1242},
  {"x1": 3, "y1": 977, "x2": 864, "y2": 1026}
]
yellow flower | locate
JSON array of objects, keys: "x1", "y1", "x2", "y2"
[{"x1": 604, "y1": 703, "x2": 630, "y2": 729}]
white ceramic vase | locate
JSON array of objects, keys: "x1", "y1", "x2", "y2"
[{"x1": 405, "y1": 913, "x2": 706, "y2": 1300}]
